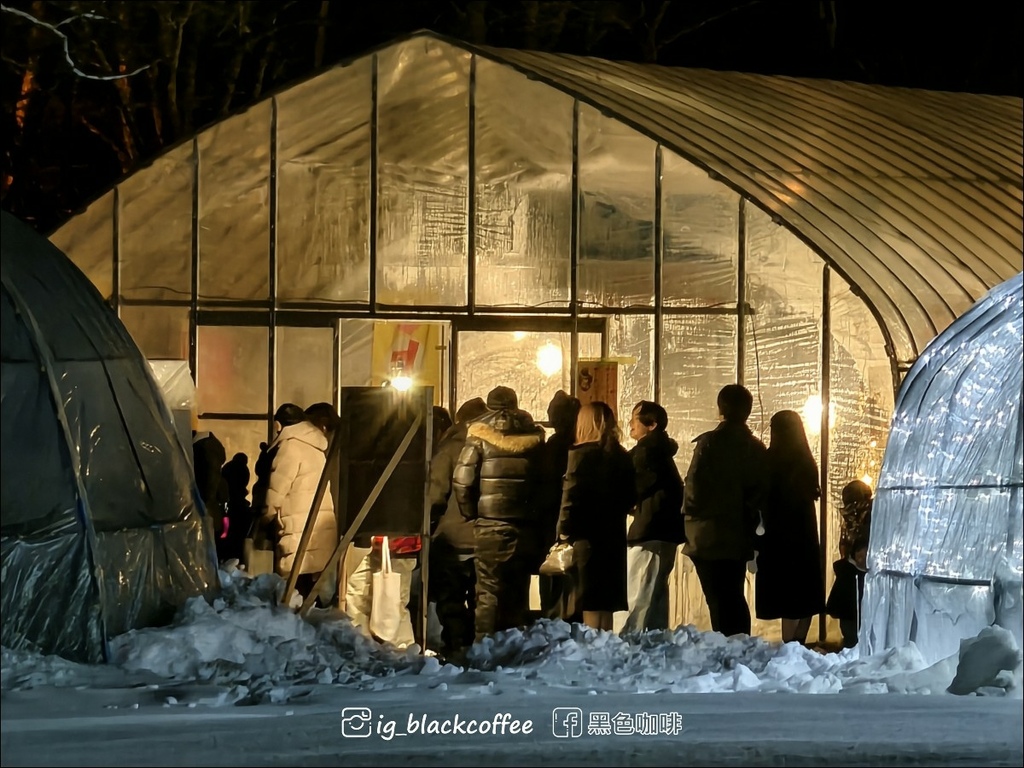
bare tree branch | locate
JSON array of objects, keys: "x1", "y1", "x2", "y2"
[{"x1": 1, "y1": 3, "x2": 150, "y2": 80}]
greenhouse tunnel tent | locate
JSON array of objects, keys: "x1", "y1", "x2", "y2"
[
  {"x1": 861, "y1": 272, "x2": 1024, "y2": 666},
  {"x1": 0, "y1": 211, "x2": 219, "y2": 663},
  {"x1": 49, "y1": 31, "x2": 1024, "y2": 642}
]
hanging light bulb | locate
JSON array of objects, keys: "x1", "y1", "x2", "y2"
[
  {"x1": 802, "y1": 394, "x2": 835, "y2": 436},
  {"x1": 536, "y1": 342, "x2": 562, "y2": 378}
]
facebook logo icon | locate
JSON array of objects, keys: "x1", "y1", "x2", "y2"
[{"x1": 551, "y1": 707, "x2": 583, "y2": 738}]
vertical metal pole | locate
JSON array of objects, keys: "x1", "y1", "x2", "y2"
[
  {"x1": 333, "y1": 320, "x2": 341, "y2": 410},
  {"x1": 369, "y1": 53, "x2": 379, "y2": 311},
  {"x1": 268, "y1": 98, "x2": 279, "y2": 432},
  {"x1": 449, "y1": 328, "x2": 459, "y2": 417},
  {"x1": 467, "y1": 55, "x2": 476, "y2": 316},
  {"x1": 819, "y1": 265, "x2": 832, "y2": 645},
  {"x1": 189, "y1": 137, "x2": 200, "y2": 383},
  {"x1": 654, "y1": 145, "x2": 664, "y2": 402},
  {"x1": 737, "y1": 197, "x2": 747, "y2": 385},
  {"x1": 111, "y1": 187, "x2": 121, "y2": 316},
  {"x1": 569, "y1": 100, "x2": 580, "y2": 396}
]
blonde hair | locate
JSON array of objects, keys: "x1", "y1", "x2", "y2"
[{"x1": 575, "y1": 401, "x2": 620, "y2": 450}]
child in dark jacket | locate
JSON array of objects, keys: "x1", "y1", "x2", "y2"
[{"x1": 826, "y1": 480, "x2": 873, "y2": 647}]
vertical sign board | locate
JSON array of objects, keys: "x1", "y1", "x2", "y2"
[
  {"x1": 336, "y1": 386, "x2": 432, "y2": 539},
  {"x1": 577, "y1": 360, "x2": 619, "y2": 420}
]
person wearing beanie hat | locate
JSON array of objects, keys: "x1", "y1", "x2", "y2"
[
  {"x1": 453, "y1": 385, "x2": 546, "y2": 641},
  {"x1": 485, "y1": 386, "x2": 518, "y2": 411}
]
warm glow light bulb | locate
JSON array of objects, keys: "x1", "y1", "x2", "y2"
[
  {"x1": 513, "y1": 331, "x2": 527, "y2": 341},
  {"x1": 802, "y1": 394, "x2": 835, "y2": 435},
  {"x1": 391, "y1": 375, "x2": 414, "y2": 392},
  {"x1": 861, "y1": 473, "x2": 873, "y2": 487},
  {"x1": 536, "y1": 342, "x2": 562, "y2": 378}
]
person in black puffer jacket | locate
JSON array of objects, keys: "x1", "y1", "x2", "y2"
[
  {"x1": 622, "y1": 400, "x2": 686, "y2": 633},
  {"x1": 453, "y1": 386, "x2": 546, "y2": 641},
  {"x1": 428, "y1": 397, "x2": 489, "y2": 657}
]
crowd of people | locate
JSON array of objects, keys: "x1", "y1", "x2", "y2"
[{"x1": 192, "y1": 382, "x2": 873, "y2": 659}]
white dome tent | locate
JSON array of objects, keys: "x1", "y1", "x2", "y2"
[
  {"x1": 0, "y1": 211, "x2": 219, "y2": 663},
  {"x1": 861, "y1": 272, "x2": 1024, "y2": 664}
]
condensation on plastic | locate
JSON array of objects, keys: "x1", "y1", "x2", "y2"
[
  {"x1": 48, "y1": 191, "x2": 115, "y2": 302},
  {"x1": 276, "y1": 326, "x2": 334, "y2": 408},
  {"x1": 743, "y1": 205, "x2": 824, "y2": 445},
  {"x1": 605, "y1": 313, "x2": 654, "y2": 419},
  {"x1": 474, "y1": 59, "x2": 572, "y2": 308},
  {"x1": 340, "y1": 319, "x2": 374, "y2": 387},
  {"x1": 578, "y1": 104, "x2": 655, "y2": 308},
  {"x1": 119, "y1": 141, "x2": 193, "y2": 301},
  {"x1": 119, "y1": 304, "x2": 190, "y2": 360},
  {"x1": 376, "y1": 38, "x2": 469, "y2": 306},
  {"x1": 661, "y1": 150, "x2": 738, "y2": 308},
  {"x1": 455, "y1": 330, "x2": 600, "y2": 422},
  {"x1": 1, "y1": 213, "x2": 218, "y2": 663},
  {"x1": 861, "y1": 272, "x2": 1023, "y2": 664},
  {"x1": 277, "y1": 59, "x2": 372, "y2": 303},
  {"x1": 198, "y1": 101, "x2": 271, "y2": 301},
  {"x1": 196, "y1": 325, "x2": 268, "y2": 414}
]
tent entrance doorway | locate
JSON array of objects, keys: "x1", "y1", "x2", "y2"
[{"x1": 450, "y1": 317, "x2": 606, "y2": 422}]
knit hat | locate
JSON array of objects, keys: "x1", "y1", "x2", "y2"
[{"x1": 486, "y1": 386, "x2": 518, "y2": 410}]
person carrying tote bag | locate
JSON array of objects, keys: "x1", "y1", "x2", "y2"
[{"x1": 370, "y1": 536, "x2": 405, "y2": 645}]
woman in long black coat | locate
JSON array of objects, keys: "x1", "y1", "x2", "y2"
[
  {"x1": 755, "y1": 409, "x2": 825, "y2": 644},
  {"x1": 556, "y1": 401, "x2": 637, "y2": 631}
]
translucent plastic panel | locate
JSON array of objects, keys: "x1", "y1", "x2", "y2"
[
  {"x1": 377, "y1": 39, "x2": 468, "y2": 306},
  {"x1": 196, "y1": 325, "x2": 268, "y2": 415},
  {"x1": 578, "y1": 105, "x2": 654, "y2": 308},
  {"x1": 276, "y1": 326, "x2": 333, "y2": 409},
  {"x1": 828, "y1": 274, "x2": 895, "y2": 563},
  {"x1": 197, "y1": 101, "x2": 271, "y2": 300},
  {"x1": 49, "y1": 191, "x2": 114, "y2": 301},
  {"x1": 661, "y1": 314, "x2": 737, "y2": 471},
  {"x1": 340, "y1": 319, "x2": 374, "y2": 387},
  {"x1": 119, "y1": 305, "x2": 189, "y2": 361},
  {"x1": 605, "y1": 314, "x2": 654, "y2": 424},
  {"x1": 197, "y1": 418, "x2": 268, "y2": 488},
  {"x1": 474, "y1": 60, "x2": 571, "y2": 308},
  {"x1": 277, "y1": 61, "x2": 371, "y2": 303},
  {"x1": 457, "y1": 330, "x2": 600, "y2": 424},
  {"x1": 743, "y1": 206, "x2": 823, "y2": 447},
  {"x1": 660, "y1": 313, "x2": 737, "y2": 636},
  {"x1": 118, "y1": 141, "x2": 193, "y2": 301},
  {"x1": 661, "y1": 151, "x2": 738, "y2": 308}
]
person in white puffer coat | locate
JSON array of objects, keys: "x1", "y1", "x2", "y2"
[{"x1": 261, "y1": 403, "x2": 338, "y2": 591}]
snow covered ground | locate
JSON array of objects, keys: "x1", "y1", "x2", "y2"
[{"x1": 2, "y1": 568, "x2": 1021, "y2": 766}]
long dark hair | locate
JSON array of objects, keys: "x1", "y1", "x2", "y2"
[{"x1": 768, "y1": 410, "x2": 819, "y2": 495}]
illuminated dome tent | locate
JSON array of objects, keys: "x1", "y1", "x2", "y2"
[
  {"x1": 862, "y1": 272, "x2": 1024, "y2": 664},
  {"x1": 0, "y1": 212, "x2": 219, "y2": 663},
  {"x1": 50, "y1": 32, "x2": 1023, "y2": 640}
]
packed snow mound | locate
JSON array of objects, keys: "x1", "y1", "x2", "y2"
[
  {"x1": 102, "y1": 566, "x2": 446, "y2": 703},
  {"x1": 947, "y1": 625, "x2": 1023, "y2": 698},
  {"x1": 5, "y1": 565, "x2": 1022, "y2": 704}
]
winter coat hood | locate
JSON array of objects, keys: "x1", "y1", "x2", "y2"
[
  {"x1": 467, "y1": 418, "x2": 545, "y2": 454},
  {"x1": 271, "y1": 420, "x2": 328, "y2": 452}
]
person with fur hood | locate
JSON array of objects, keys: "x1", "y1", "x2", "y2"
[
  {"x1": 453, "y1": 386, "x2": 546, "y2": 641},
  {"x1": 260, "y1": 403, "x2": 338, "y2": 597}
]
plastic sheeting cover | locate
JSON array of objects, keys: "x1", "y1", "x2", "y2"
[
  {"x1": 0, "y1": 212, "x2": 219, "y2": 663},
  {"x1": 862, "y1": 272, "x2": 1024, "y2": 664}
]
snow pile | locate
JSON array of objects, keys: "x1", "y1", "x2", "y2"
[
  {"x1": 5, "y1": 565, "x2": 1022, "y2": 704},
  {"x1": 947, "y1": 625, "x2": 1022, "y2": 698},
  {"x1": 104, "y1": 567, "x2": 449, "y2": 703}
]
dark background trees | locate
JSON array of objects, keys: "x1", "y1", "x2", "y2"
[{"x1": 2, "y1": 0, "x2": 1021, "y2": 233}]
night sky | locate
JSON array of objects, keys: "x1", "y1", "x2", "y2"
[{"x1": 2, "y1": 0, "x2": 1021, "y2": 233}]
